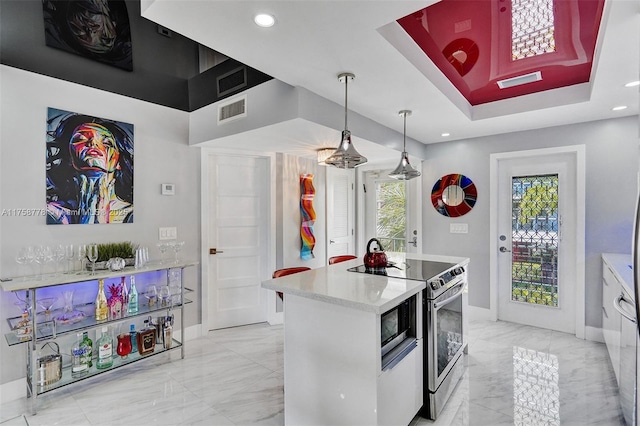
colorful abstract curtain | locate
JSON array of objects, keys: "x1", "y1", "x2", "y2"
[{"x1": 300, "y1": 174, "x2": 316, "y2": 260}]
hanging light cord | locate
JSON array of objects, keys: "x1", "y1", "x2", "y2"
[
  {"x1": 402, "y1": 111, "x2": 407, "y2": 151},
  {"x1": 344, "y1": 76, "x2": 349, "y2": 131}
]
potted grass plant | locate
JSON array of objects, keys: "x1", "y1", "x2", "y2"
[{"x1": 90, "y1": 242, "x2": 138, "y2": 270}]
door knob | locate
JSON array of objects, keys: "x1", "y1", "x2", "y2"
[
  {"x1": 409, "y1": 236, "x2": 418, "y2": 247},
  {"x1": 499, "y1": 246, "x2": 511, "y2": 253},
  {"x1": 329, "y1": 240, "x2": 335, "y2": 244},
  {"x1": 209, "y1": 248, "x2": 224, "y2": 255}
]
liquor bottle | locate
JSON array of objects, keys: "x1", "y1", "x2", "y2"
[
  {"x1": 81, "y1": 331, "x2": 93, "y2": 368},
  {"x1": 95, "y1": 279, "x2": 108, "y2": 321},
  {"x1": 162, "y1": 318, "x2": 173, "y2": 350},
  {"x1": 137, "y1": 320, "x2": 156, "y2": 356},
  {"x1": 121, "y1": 276, "x2": 129, "y2": 307},
  {"x1": 129, "y1": 324, "x2": 138, "y2": 354},
  {"x1": 128, "y1": 276, "x2": 139, "y2": 314},
  {"x1": 71, "y1": 332, "x2": 89, "y2": 378},
  {"x1": 96, "y1": 327, "x2": 113, "y2": 369}
]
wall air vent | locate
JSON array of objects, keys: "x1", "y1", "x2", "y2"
[
  {"x1": 497, "y1": 71, "x2": 542, "y2": 89},
  {"x1": 217, "y1": 66, "x2": 248, "y2": 97},
  {"x1": 217, "y1": 95, "x2": 247, "y2": 125}
]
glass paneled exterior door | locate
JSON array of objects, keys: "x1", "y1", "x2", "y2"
[{"x1": 511, "y1": 174, "x2": 559, "y2": 307}]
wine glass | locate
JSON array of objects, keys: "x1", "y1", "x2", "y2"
[
  {"x1": 34, "y1": 246, "x2": 47, "y2": 280},
  {"x1": 88, "y1": 244, "x2": 98, "y2": 275},
  {"x1": 54, "y1": 245, "x2": 66, "y2": 276},
  {"x1": 14, "y1": 291, "x2": 32, "y2": 316},
  {"x1": 43, "y1": 246, "x2": 54, "y2": 276},
  {"x1": 65, "y1": 244, "x2": 75, "y2": 274},
  {"x1": 157, "y1": 242, "x2": 169, "y2": 264},
  {"x1": 173, "y1": 241, "x2": 185, "y2": 264},
  {"x1": 37, "y1": 296, "x2": 57, "y2": 323},
  {"x1": 145, "y1": 285, "x2": 158, "y2": 307},
  {"x1": 25, "y1": 246, "x2": 35, "y2": 277},
  {"x1": 76, "y1": 244, "x2": 87, "y2": 272},
  {"x1": 159, "y1": 285, "x2": 171, "y2": 307},
  {"x1": 15, "y1": 247, "x2": 28, "y2": 279}
]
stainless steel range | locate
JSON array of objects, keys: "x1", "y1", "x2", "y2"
[{"x1": 348, "y1": 258, "x2": 468, "y2": 420}]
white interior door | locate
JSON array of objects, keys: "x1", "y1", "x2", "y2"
[
  {"x1": 326, "y1": 167, "x2": 355, "y2": 259},
  {"x1": 206, "y1": 153, "x2": 269, "y2": 330},
  {"x1": 496, "y1": 155, "x2": 577, "y2": 333}
]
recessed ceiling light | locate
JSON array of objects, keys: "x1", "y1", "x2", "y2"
[
  {"x1": 254, "y1": 13, "x2": 275, "y2": 27},
  {"x1": 441, "y1": 132, "x2": 451, "y2": 137},
  {"x1": 612, "y1": 105, "x2": 628, "y2": 111},
  {"x1": 625, "y1": 80, "x2": 640, "y2": 88}
]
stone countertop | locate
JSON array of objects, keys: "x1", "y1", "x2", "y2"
[
  {"x1": 261, "y1": 253, "x2": 469, "y2": 314},
  {"x1": 602, "y1": 253, "x2": 633, "y2": 299}
]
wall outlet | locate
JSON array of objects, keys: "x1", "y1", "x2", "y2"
[
  {"x1": 450, "y1": 223, "x2": 468, "y2": 234},
  {"x1": 159, "y1": 227, "x2": 177, "y2": 240}
]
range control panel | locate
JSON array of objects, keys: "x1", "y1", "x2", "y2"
[{"x1": 427, "y1": 266, "x2": 465, "y2": 295}]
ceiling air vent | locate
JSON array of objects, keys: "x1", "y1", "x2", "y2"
[
  {"x1": 217, "y1": 95, "x2": 247, "y2": 124},
  {"x1": 497, "y1": 71, "x2": 542, "y2": 89},
  {"x1": 217, "y1": 66, "x2": 247, "y2": 97}
]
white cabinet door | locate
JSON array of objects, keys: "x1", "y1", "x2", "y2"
[
  {"x1": 377, "y1": 343, "x2": 423, "y2": 426},
  {"x1": 602, "y1": 259, "x2": 621, "y2": 383}
]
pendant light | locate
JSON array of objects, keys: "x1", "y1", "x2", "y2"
[
  {"x1": 324, "y1": 73, "x2": 368, "y2": 169},
  {"x1": 389, "y1": 110, "x2": 421, "y2": 181}
]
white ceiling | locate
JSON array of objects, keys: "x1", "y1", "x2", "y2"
[{"x1": 142, "y1": 0, "x2": 639, "y2": 160}]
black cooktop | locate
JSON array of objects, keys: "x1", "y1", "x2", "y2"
[{"x1": 347, "y1": 259, "x2": 458, "y2": 282}]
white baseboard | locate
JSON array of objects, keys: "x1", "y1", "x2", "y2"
[
  {"x1": 468, "y1": 305, "x2": 493, "y2": 322},
  {"x1": 585, "y1": 326, "x2": 604, "y2": 343},
  {"x1": 0, "y1": 324, "x2": 204, "y2": 405}
]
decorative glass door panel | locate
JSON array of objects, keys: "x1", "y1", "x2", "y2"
[{"x1": 511, "y1": 174, "x2": 559, "y2": 307}]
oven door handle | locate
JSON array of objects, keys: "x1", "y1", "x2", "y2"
[{"x1": 433, "y1": 280, "x2": 466, "y2": 310}]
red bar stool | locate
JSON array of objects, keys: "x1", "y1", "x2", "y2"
[
  {"x1": 273, "y1": 267, "x2": 311, "y2": 300},
  {"x1": 328, "y1": 255, "x2": 357, "y2": 265}
]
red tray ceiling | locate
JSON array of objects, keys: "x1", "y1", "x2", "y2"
[{"x1": 397, "y1": 0, "x2": 605, "y2": 105}]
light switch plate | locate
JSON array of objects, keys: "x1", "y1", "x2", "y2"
[
  {"x1": 450, "y1": 223, "x2": 468, "y2": 234},
  {"x1": 159, "y1": 227, "x2": 177, "y2": 240}
]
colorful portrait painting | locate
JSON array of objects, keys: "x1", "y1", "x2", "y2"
[
  {"x1": 43, "y1": 0, "x2": 133, "y2": 71},
  {"x1": 46, "y1": 108, "x2": 134, "y2": 225}
]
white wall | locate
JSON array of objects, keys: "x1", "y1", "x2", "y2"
[
  {"x1": 420, "y1": 116, "x2": 639, "y2": 328},
  {"x1": 0, "y1": 66, "x2": 201, "y2": 385}
]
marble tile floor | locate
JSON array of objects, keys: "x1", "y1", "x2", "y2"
[{"x1": 0, "y1": 319, "x2": 624, "y2": 426}]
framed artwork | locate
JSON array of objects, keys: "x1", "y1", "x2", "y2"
[
  {"x1": 300, "y1": 174, "x2": 316, "y2": 260},
  {"x1": 42, "y1": 0, "x2": 133, "y2": 71},
  {"x1": 46, "y1": 108, "x2": 134, "y2": 224},
  {"x1": 431, "y1": 173, "x2": 477, "y2": 217}
]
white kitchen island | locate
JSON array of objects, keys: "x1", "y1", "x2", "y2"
[{"x1": 261, "y1": 253, "x2": 468, "y2": 426}]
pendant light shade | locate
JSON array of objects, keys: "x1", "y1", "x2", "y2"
[
  {"x1": 324, "y1": 73, "x2": 368, "y2": 169},
  {"x1": 389, "y1": 110, "x2": 421, "y2": 181}
]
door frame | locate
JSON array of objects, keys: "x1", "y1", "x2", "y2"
[
  {"x1": 199, "y1": 147, "x2": 276, "y2": 334},
  {"x1": 489, "y1": 145, "x2": 586, "y2": 338},
  {"x1": 356, "y1": 161, "x2": 423, "y2": 255}
]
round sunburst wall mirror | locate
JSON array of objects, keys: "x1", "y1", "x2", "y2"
[{"x1": 431, "y1": 173, "x2": 477, "y2": 217}]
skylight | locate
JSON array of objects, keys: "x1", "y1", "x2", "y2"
[{"x1": 512, "y1": 0, "x2": 556, "y2": 60}]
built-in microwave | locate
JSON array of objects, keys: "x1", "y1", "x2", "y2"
[{"x1": 381, "y1": 295, "x2": 416, "y2": 369}]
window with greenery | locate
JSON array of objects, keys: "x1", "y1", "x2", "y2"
[{"x1": 375, "y1": 180, "x2": 406, "y2": 252}]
